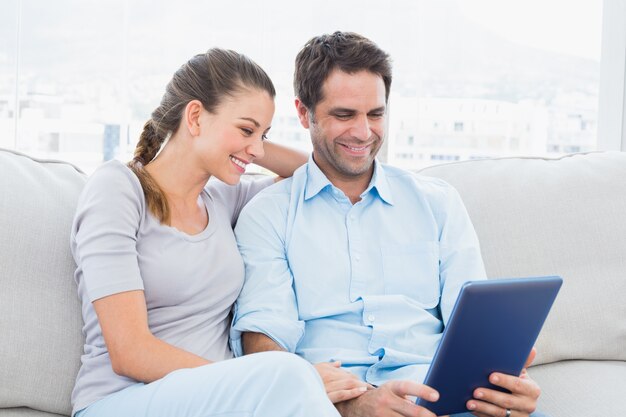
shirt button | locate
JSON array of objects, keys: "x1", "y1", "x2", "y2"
[{"x1": 368, "y1": 314, "x2": 375, "y2": 322}]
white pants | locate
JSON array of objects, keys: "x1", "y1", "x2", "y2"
[{"x1": 76, "y1": 351, "x2": 340, "y2": 417}]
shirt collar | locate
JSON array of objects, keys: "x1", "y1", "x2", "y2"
[{"x1": 304, "y1": 154, "x2": 395, "y2": 205}]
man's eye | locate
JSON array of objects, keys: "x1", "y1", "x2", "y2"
[
  {"x1": 369, "y1": 113, "x2": 384, "y2": 119},
  {"x1": 336, "y1": 114, "x2": 352, "y2": 120}
]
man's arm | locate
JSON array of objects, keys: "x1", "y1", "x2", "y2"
[
  {"x1": 438, "y1": 186, "x2": 541, "y2": 416},
  {"x1": 230, "y1": 190, "x2": 304, "y2": 357},
  {"x1": 243, "y1": 332, "x2": 371, "y2": 405},
  {"x1": 242, "y1": 332, "x2": 285, "y2": 354},
  {"x1": 232, "y1": 188, "x2": 369, "y2": 405}
]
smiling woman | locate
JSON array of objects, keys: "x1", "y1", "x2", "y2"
[
  {"x1": 128, "y1": 49, "x2": 277, "y2": 224},
  {"x1": 67, "y1": 48, "x2": 338, "y2": 417}
]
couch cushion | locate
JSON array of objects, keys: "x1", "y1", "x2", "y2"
[
  {"x1": 420, "y1": 152, "x2": 626, "y2": 365},
  {"x1": 530, "y1": 360, "x2": 626, "y2": 415},
  {"x1": 0, "y1": 149, "x2": 86, "y2": 416},
  {"x1": 0, "y1": 408, "x2": 66, "y2": 417}
]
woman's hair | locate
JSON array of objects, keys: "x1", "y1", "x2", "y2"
[{"x1": 129, "y1": 48, "x2": 275, "y2": 223}]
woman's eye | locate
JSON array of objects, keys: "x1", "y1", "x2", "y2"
[
  {"x1": 261, "y1": 134, "x2": 269, "y2": 142},
  {"x1": 241, "y1": 128, "x2": 253, "y2": 136}
]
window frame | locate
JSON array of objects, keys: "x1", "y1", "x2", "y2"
[{"x1": 597, "y1": 0, "x2": 626, "y2": 151}]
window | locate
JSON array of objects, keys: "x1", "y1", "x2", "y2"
[{"x1": 2, "y1": 0, "x2": 619, "y2": 173}]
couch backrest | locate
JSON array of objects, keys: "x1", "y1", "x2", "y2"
[
  {"x1": 0, "y1": 149, "x2": 86, "y2": 416},
  {"x1": 420, "y1": 151, "x2": 626, "y2": 366}
]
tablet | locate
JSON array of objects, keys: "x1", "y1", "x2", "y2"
[{"x1": 415, "y1": 276, "x2": 562, "y2": 415}]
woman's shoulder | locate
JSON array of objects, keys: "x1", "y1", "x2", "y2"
[{"x1": 81, "y1": 160, "x2": 145, "y2": 210}]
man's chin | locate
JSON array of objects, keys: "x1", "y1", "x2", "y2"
[{"x1": 336, "y1": 161, "x2": 374, "y2": 178}]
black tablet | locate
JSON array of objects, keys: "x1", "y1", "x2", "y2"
[{"x1": 415, "y1": 276, "x2": 562, "y2": 415}]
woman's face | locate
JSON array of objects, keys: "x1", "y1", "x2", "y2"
[{"x1": 195, "y1": 88, "x2": 275, "y2": 185}]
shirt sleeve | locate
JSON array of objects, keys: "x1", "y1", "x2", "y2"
[
  {"x1": 230, "y1": 188, "x2": 304, "y2": 356},
  {"x1": 436, "y1": 184, "x2": 487, "y2": 325},
  {"x1": 71, "y1": 163, "x2": 145, "y2": 302}
]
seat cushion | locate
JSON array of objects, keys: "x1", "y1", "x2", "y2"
[
  {"x1": 0, "y1": 149, "x2": 86, "y2": 416},
  {"x1": 530, "y1": 360, "x2": 626, "y2": 415},
  {"x1": 0, "y1": 408, "x2": 66, "y2": 417},
  {"x1": 420, "y1": 152, "x2": 626, "y2": 365}
]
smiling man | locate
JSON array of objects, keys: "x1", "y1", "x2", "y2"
[{"x1": 231, "y1": 31, "x2": 544, "y2": 417}]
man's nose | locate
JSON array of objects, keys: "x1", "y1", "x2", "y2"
[{"x1": 350, "y1": 114, "x2": 371, "y2": 140}]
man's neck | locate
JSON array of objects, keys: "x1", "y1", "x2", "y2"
[{"x1": 312, "y1": 156, "x2": 374, "y2": 205}]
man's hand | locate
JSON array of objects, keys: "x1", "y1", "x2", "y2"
[
  {"x1": 335, "y1": 380, "x2": 440, "y2": 417},
  {"x1": 314, "y1": 362, "x2": 371, "y2": 403},
  {"x1": 466, "y1": 348, "x2": 541, "y2": 417}
]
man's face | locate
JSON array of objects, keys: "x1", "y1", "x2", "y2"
[{"x1": 297, "y1": 69, "x2": 387, "y2": 182}]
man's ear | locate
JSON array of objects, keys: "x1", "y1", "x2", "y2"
[
  {"x1": 295, "y1": 98, "x2": 311, "y2": 129},
  {"x1": 184, "y1": 100, "x2": 203, "y2": 136}
]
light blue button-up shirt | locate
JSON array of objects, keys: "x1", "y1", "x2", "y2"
[{"x1": 231, "y1": 157, "x2": 486, "y2": 385}]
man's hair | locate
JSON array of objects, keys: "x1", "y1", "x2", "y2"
[{"x1": 294, "y1": 31, "x2": 392, "y2": 111}]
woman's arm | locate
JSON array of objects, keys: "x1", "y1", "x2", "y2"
[
  {"x1": 94, "y1": 290, "x2": 210, "y2": 383},
  {"x1": 254, "y1": 141, "x2": 308, "y2": 180}
]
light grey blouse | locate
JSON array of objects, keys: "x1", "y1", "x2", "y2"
[{"x1": 69, "y1": 160, "x2": 272, "y2": 416}]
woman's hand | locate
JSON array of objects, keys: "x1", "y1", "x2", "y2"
[{"x1": 314, "y1": 361, "x2": 371, "y2": 403}]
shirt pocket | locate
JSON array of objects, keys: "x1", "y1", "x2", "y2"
[{"x1": 380, "y1": 242, "x2": 440, "y2": 308}]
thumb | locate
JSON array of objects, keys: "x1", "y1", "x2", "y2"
[{"x1": 524, "y1": 347, "x2": 537, "y2": 369}]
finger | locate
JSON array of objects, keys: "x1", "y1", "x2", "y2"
[
  {"x1": 325, "y1": 378, "x2": 370, "y2": 393},
  {"x1": 488, "y1": 373, "x2": 540, "y2": 400},
  {"x1": 472, "y1": 388, "x2": 526, "y2": 414},
  {"x1": 327, "y1": 386, "x2": 368, "y2": 403},
  {"x1": 330, "y1": 360, "x2": 342, "y2": 368},
  {"x1": 524, "y1": 348, "x2": 537, "y2": 368},
  {"x1": 388, "y1": 380, "x2": 440, "y2": 404},
  {"x1": 466, "y1": 398, "x2": 509, "y2": 417},
  {"x1": 315, "y1": 363, "x2": 361, "y2": 384}
]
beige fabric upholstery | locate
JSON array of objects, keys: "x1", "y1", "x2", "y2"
[
  {"x1": 0, "y1": 149, "x2": 86, "y2": 416},
  {"x1": 1, "y1": 409, "x2": 66, "y2": 417},
  {"x1": 530, "y1": 360, "x2": 626, "y2": 415},
  {"x1": 419, "y1": 152, "x2": 626, "y2": 367},
  {"x1": 1, "y1": 148, "x2": 625, "y2": 416}
]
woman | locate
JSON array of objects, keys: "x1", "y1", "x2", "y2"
[{"x1": 70, "y1": 48, "x2": 348, "y2": 417}]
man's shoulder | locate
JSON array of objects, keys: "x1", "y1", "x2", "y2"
[
  {"x1": 251, "y1": 175, "x2": 293, "y2": 201},
  {"x1": 237, "y1": 175, "x2": 294, "y2": 221},
  {"x1": 380, "y1": 163, "x2": 457, "y2": 197}
]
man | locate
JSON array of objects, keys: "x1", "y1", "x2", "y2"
[{"x1": 231, "y1": 31, "x2": 543, "y2": 417}]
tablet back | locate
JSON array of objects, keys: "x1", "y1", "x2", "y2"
[{"x1": 416, "y1": 276, "x2": 562, "y2": 415}]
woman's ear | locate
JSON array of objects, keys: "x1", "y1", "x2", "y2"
[{"x1": 184, "y1": 100, "x2": 204, "y2": 136}]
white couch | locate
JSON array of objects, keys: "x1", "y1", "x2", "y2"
[{"x1": 1, "y1": 147, "x2": 625, "y2": 416}]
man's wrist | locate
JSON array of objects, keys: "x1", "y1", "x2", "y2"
[{"x1": 335, "y1": 395, "x2": 359, "y2": 417}]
